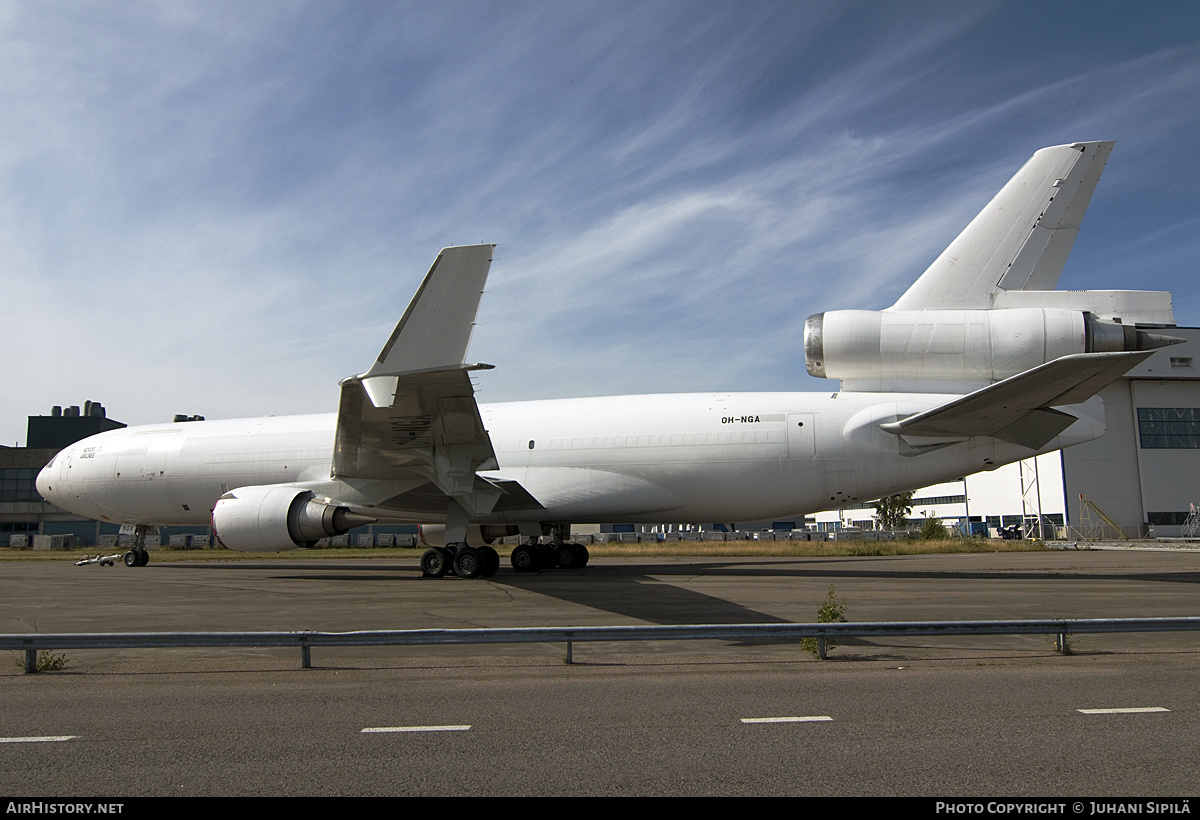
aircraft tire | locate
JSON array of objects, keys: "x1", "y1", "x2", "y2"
[
  {"x1": 510, "y1": 545, "x2": 538, "y2": 572},
  {"x1": 420, "y1": 547, "x2": 450, "y2": 578},
  {"x1": 556, "y1": 544, "x2": 580, "y2": 569},
  {"x1": 454, "y1": 546, "x2": 482, "y2": 578},
  {"x1": 138, "y1": 551, "x2": 150, "y2": 567},
  {"x1": 577, "y1": 544, "x2": 589, "y2": 567},
  {"x1": 123, "y1": 551, "x2": 139, "y2": 568},
  {"x1": 479, "y1": 546, "x2": 500, "y2": 577}
]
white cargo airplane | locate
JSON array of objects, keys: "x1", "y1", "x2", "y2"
[{"x1": 37, "y1": 141, "x2": 1180, "y2": 576}]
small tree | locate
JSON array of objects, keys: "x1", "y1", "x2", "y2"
[{"x1": 873, "y1": 491, "x2": 915, "y2": 530}]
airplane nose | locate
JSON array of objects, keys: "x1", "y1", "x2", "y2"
[
  {"x1": 35, "y1": 450, "x2": 66, "y2": 503},
  {"x1": 35, "y1": 462, "x2": 55, "y2": 501}
]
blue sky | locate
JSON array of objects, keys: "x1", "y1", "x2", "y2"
[{"x1": 3, "y1": 1, "x2": 1200, "y2": 446}]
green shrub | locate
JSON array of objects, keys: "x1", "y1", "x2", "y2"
[
  {"x1": 920, "y1": 514, "x2": 949, "y2": 540},
  {"x1": 802, "y1": 584, "x2": 847, "y2": 657},
  {"x1": 11, "y1": 650, "x2": 67, "y2": 673}
]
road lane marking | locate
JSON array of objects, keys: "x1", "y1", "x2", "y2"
[
  {"x1": 0, "y1": 736, "x2": 76, "y2": 743},
  {"x1": 361, "y1": 725, "x2": 471, "y2": 733},
  {"x1": 1077, "y1": 707, "x2": 1169, "y2": 714},
  {"x1": 740, "y1": 716, "x2": 832, "y2": 724}
]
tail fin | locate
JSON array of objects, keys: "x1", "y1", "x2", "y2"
[{"x1": 891, "y1": 141, "x2": 1113, "y2": 310}]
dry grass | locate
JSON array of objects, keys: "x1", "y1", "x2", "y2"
[
  {"x1": 2, "y1": 537, "x2": 1047, "y2": 563},
  {"x1": 583, "y1": 538, "x2": 1048, "y2": 558}
]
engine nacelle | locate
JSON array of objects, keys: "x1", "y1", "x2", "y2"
[
  {"x1": 212, "y1": 485, "x2": 374, "y2": 552},
  {"x1": 804, "y1": 308, "x2": 1165, "y2": 391},
  {"x1": 418, "y1": 523, "x2": 519, "y2": 546}
]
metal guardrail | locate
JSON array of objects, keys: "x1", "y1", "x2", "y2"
[{"x1": 5, "y1": 617, "x2": 1200, "y2": 672}]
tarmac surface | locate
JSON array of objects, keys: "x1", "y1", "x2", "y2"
[{"x1": 2, "y1": 549, "x2": 1199, "y2": 796}]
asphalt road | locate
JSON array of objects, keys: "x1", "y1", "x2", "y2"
[{"x1": 2, "y1": 549, "x2": 1198, "y2": 796}]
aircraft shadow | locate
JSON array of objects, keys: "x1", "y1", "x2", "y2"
[{"x1": 157, "y1": 557, "x2": 1200, "y2": 638}]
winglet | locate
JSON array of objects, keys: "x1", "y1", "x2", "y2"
[
  {"x1": 365, "y1": 244, "x2": 496, "y2": 377},
  {"x1": 892, "y1": 142, "x2": 1114, "y2": 310}
]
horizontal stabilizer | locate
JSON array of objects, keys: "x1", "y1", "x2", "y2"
[
  {"x1": 893, "y1": 142, "x2": 1113, "y2": 310},
  {"x1": 880, "y1": 350, "x2": 1153, "y2": 449}
]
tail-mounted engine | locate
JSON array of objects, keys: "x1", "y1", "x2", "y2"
[
  {"x1": 804, "y1": 308, "x2": 1177, "y2": 392},
  {"x1": 212, "y1": 485, "x2": 375, "y2": 552}
]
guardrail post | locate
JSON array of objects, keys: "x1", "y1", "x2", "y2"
[
  {"x1": 25, "y1": 648, "x2": 36, "y2": 674},
  {"x1": 301, "y1": 644, "x2": 311, "y2": 669},
  {"x1": 565, "y1": 639, "x2": 573, "y2": 664},
  {"x1": 817, "y1": 637, "x2": 827, "y2": 660},
  {"x1": 1055, "y1": 632, "x2": 1070, "y2": 654}
]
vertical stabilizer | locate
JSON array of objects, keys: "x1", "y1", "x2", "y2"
[{"x1": 891, "y1": 141, "x2": 1113, "y2": 310}]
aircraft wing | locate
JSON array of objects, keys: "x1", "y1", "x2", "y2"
[
  {"x1": 879, "y1": 350, "x2": 1153, "y2": 449},
  {"x1": 892, "y1": 141, "x2": 1114, "y2": 310},
  {"x1": 330, "y1": 244, "x2": 509, "y2": 518}
]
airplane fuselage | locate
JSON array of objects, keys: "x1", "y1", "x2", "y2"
[{"x1": 36, "y1": 390, "x2": 1103, "y2": 530}]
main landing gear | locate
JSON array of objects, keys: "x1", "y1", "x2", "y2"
[
  {"x1": 420, "y1": 544, "x2": 501, "y2": 579},
  {"x1": 419, "y1": 523, "x2": 589, "y2": 578},
  {"x1": 419, "y1": 540, "x2": 590, "y2": 578},
  {"x1": 509, "y1": 539, "x2": 589, "y2": 572},
  {"x1": 510, "y1": 522, "x2": 590, "y2": 573}
]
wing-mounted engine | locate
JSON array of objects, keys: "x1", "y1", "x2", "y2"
[
  {"x1": 805, "y1": 304, "x2": 1179, "y2": 393},
  {"x1": 212, "y1": 485, "x2": 376, "y2": 552}
]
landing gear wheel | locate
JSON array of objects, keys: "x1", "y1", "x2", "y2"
[
  {"x1": 510, "y1": 544, "x2": 538, "y2": 572},
  {"x1": 137, "y1": 550, "x2": 150, "y2": 567},
  {"x1": 478, "y1": 546, "x2": 500, "y2": 578},
  {"x1": 453, "y1": 546, "x2": 482, "y2": 578},
  {"x1": 420, "y1": 547, "x2": 450, "y2": 578},
  {"x1": 556, "y1": 543, "x2": 581, "y2": 569},
  {"x1": 556, "y1": 543, "x2": 589, "y2": 569},
  {"x1": 124, "y1": 551, "x2": 139, "y2": 568}
]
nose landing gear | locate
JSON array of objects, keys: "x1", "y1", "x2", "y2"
[{"x1": 121, "y1": 524, "x2": 154, "y2": 567}]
